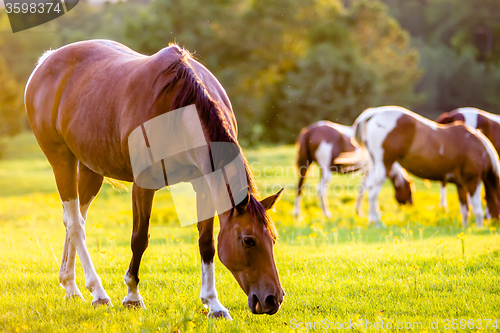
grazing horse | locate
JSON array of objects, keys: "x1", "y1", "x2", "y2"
[
  {"x1": 294, "y1": 121, "x2": 413, "y2": 218},
  {"x1": 342, "y1": 106, "x2": 500, "y2": 228},
  {"x1": 25, "y1": 40, "x2": 285, "y2": 318},
  {"x1": 436, "y1": 107, "x2": 500, "y2": 212}
]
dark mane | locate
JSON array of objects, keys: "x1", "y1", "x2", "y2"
[{"x1": 153, "y1": 44, "x2": 277, "y2": 240}]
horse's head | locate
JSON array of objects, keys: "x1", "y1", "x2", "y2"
[
  {"x1": 390, "y1": 165, "x2": 414, "y2": 205},
  {"x1": 217, "y1": 188, "x2": 284, "y2": 315}
]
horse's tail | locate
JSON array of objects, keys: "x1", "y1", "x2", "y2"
[
  {"x1": 104, "y1": 177, "x2": 129, "y2": 192},
  {"x1": 333, "y1": 118, "x2": 370, "y2": 173},
  {"x1": 476, "y1": 129, "x2": 500, "y2": 219}
]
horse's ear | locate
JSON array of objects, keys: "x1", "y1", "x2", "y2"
[
  {"x1": 260, "y1": 188, "x2": 284, "y2": 211},
  {"x1": 235, "y1": 187, "x2": 250, "y2": 212}
]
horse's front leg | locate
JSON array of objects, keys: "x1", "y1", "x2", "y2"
[
  {"x1": 366, "y1": 163, "x2": 386, "y2": 227},
  {"x1": 356, "y1": 172, "x2": 368, "y2": 217},
  {"x1": 122, "y1": 184, "x2": 155, "y2": 308},
  {"x1": 196, "y1": 191, "x2": 232, "y2": 320},
  {"x1": 439, "y1": 182, "x2": 448, "y2": 211}
]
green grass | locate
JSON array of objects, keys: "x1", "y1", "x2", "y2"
[{"x1": 1, "y1": 132, "x2": 500, "y2": 332}]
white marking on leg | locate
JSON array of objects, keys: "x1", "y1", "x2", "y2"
[
  {"x1": 293, "y1": 194, "x2": 302, "y2": 217},
  {"x1": 356, "y1": 174, "x2": 367, "y2": 216},
  {"x1": 315, "y1": 141, "x2": 333, "y2": 218},
  {"x1": 318, "y1": 170, "x2": 332, "y2": 218},
  {"x1": 366, "y1": 164, "x2": 386, "y2": 226},
  {"x1": 439, "y1": 185, "x2": 448, "y2": 211},
  {"x1": 200, "y1": 261, "x2": 230, "y2": 317},
  {"x1": 59, "y1": 232, "x2": 83, "y2": 299},
  {"x1": 360, "y1": 109, "x2": 401, "y2": 225},
  {"x1": 460, "y1": 202, "x2": 469, "y2": 228},
  {"x1": 63, "y1": 199, "x2": 110, "y2": 304},
  {"x1": 470, "y1": 182, "x2": 484, "y2": 227},
  {"x1": 122, "y1": 270, "x2": 145, "y2": 307}
]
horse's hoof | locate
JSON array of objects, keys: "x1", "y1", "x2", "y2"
[
  {"x1": 208, "y1": 311, "x2": 232, "y2": 320},
  {"x1": 92, "y1": 298, "x2": 112, "y2": 307},
  {"x1": 123, "y1": 300, "x2": 146, "y2": 309},
  {"x1": 65, "y1": 294, "x2": 85, "y2": 301}
]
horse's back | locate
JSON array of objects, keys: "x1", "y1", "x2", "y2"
[{"x1": 24, "y1": 40, "x2": 207, "y2": 180}]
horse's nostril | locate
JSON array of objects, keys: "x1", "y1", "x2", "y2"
[{"x1": 265, "y1": 295, "x2": 277, "y2": 308}]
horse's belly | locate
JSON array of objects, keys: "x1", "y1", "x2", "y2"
[{"x1": 398, "y1": 157, "x2": 450, "y2": 182}]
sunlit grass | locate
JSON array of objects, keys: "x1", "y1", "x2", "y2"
[{"x1": 1, "y1": 132, "x2": 500, "y2": 332}]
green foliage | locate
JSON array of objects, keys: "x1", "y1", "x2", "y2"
[
  {"x1": 268, "y1": 1, "x2": 421, "y2": 141},
  {"x1": 1, "y1": 0, "x2": 499, "y2": 145},
  {"x1": 378, "y1": 0, "x2": 500, "y2": 116},
  {"x1": 99, "y1": 0, "x2": 421, "y2": 145},
  {"x1": 0, "y1": 55, "x2": 23, "y2": 138}
]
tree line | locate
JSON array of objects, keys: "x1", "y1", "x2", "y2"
[{"x1": 0, "y1": 0, "x2": 498, "y2": 146}]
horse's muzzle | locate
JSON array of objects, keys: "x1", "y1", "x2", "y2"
[{"x1": 249, "y1": 291, "x2": 283, "y2": 315}]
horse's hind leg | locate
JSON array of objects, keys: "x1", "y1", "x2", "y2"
[
  {"x1": 468, "y1": 180, "x2": 484, "y2": 227},
  {"x1": 48, "y1": 148, "x2": 110, "y2": 305},
  {"x1": 78, "y1": 163, "x2": 103, "y2": 221},
  {"x1": 294, "y1": 160, "x2": 310, "y2": 217},
  {"x1": 123, "y1": 184, "x2": 155, "y2": 308},
  {"x1": 318, "y1": 167, "x2": 332, "y2": 218},
  {"x1": 59, "y1": 163, "x2": 103, "y2": 299},
  {"x1": 456, "y1": 185, "x2": 470, "y2": 228}
]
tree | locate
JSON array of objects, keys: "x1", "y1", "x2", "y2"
[
  {"x1": 0, "y1": 54, "x2": 23, "y2": 137},
  {"x1": 265, "y1": 0, "x2": 422, "y2": 142}
]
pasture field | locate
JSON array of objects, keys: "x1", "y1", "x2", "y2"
[{"x1": 1, "y1": 133, "x2": 500, "y2": 332}]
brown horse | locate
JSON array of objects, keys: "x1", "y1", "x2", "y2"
[
  {"x1": 294, "y1": 121, "x2": 413, "y2": 218},
  {"x1": 436, "y1": 107, "x2": 500, "y2": 212},
  {"x1": 341, "y1": 106, "x2": 500, "y2": 228},
  {"x1": 24, "y1": 40, "x2": 284, "y2": 318}
]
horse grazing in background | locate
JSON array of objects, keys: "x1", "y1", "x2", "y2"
[
  {"x1": 25, "y1": 40, "x2": 285, "y2": 318},
  {"x1": 294, "y1": 121, "x2": 413, "y2": 218},
  {"x1": 341, "y1": 106, "x2": 500, "y2": 228},
  {"x1": 436, "y1": 107, "x2": 500, "y2": 212}
]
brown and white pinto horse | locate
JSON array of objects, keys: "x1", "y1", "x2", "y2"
[
  {"x1": 25, "y1": 40, "x2": 284, "y2": 318},
  {"x1": 343, "y1": 106, "x2": 500, "y2": 228},
  {"x1": 436, "y1": 107, "x2": 500, "y2": 212},
  {"x1": 294, "y1": 121, "x2": 413, "y2": 218}
]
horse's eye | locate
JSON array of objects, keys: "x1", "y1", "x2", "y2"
[{"x1": 243, "y1": 237, "x2": 256, "y2": 246}]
